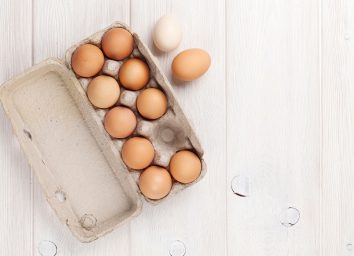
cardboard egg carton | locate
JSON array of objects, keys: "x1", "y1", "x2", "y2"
[
  {"x1": 0, "y1": 22, "x2": 206, "y2": 242},
  {"x1": 65, "y1": 22, "x2": 207, "y2": 204}
]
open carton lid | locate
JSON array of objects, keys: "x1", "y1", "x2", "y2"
[{"x1": 0, "y1": 59, "x2": 142, "y2": 242}]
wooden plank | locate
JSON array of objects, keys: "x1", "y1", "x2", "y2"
[
  {"x1": 130, "y1": 1, "x2": 227, "y2": 255},
  {"x1": 32, "y1": 1, "x2": 131, "y2": 255},
  {"x1": 226, "y1": 1, "x2": 320, "y2": 255},
  {"x1": 0, "y1": 0, "x2": 33, "y2": 255},
  {"x1": 321, "y1": 0, "x2": 354, "y2": 255}
]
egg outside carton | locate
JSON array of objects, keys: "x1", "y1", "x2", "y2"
[{"x1": 65, "y1": 21, "x2": 206, "y2": 205}]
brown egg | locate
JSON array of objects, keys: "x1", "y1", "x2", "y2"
[
  {"x1": 136, "y1": 88, "x2": 167, "y2": 120},
  {"x1": 71, "y1": 44, "x2": 104, "y2": 77},
  {"x1": 171, "y1": 48, "x2": 211, "y2": 81},
  {"x1": 87, "y1": 75, "x2": 120, "y2": 108},
  {"x1": 104, "y1": 107, "x2": 136, "y2": 138},
  {"x1": 139, "y1": 166, "x2": 172, "y2": 200},
  {"x1": 122, "y1": 137, "x2": 155, "y2": 169},
  {"x1": 101, "y1": 28, "x2": 134, "y2": 60},
  {"x1": 170, "y1": 150, "x2": 202, "y2": 184},
  {"x1": 118, "y1": 58, "x2": 150, "y2": 90}
]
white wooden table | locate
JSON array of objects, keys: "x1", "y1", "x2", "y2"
[{"x1": 1, "y1": 0, "x2": 353, "y2": 255}]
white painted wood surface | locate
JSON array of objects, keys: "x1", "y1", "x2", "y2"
[
  {"x1": 0, "y1": 1, "x2": 33, "y2": 255},
  {"x1": 0, "y1": 0, "x2": 353, "y2": 255},
  {"x1": 321, "y1": 1, "x2": 354, "y2": 255},
  {"x1": 226, "y1": 1, "x2": 320, "y2": 255}
]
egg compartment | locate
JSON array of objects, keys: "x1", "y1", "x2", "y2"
[
  {"x1": 134, "y1": 112, "x2": 207, "y2": 204},
  {"x1": 79, "y1": 79, "x2": 206, "y2": 204},
  {"x1": 64, "y1": 22, "x2": 206, "y2": 204},
  {"x1": 0, "y1": 59, "x2": 142, "y2": 242},
  {"x1": 116, "y1": 87, "x2": 206, "y2": 204}
]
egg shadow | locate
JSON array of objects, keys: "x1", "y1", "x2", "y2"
[
  {"x1": 146, "y1": 35, "x2": 166, "y2": 57},
  {"x1": 151, "y1": 44, "x2": 168, "y2": 57},
  {"x1": 171, "y1": 77, "x2": 190, "y2": 87}
]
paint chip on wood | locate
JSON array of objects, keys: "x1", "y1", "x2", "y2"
[
  {"x1": 280, "y1": 207, "x2": 300, "y2": 227},
  {"x1": 169, "y1": 240, "x2": 186, "y2": 256},
  {"x1": 38, "y1": 240, "x2": 57, "y2": 256},
  {"x1": 231, "y1": 175, "x2": 250, "y2": 197}
]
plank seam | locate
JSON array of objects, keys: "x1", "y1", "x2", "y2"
[
  {"x1": 224, "y1": 0, "x2": 229, "y2": 255},
  {"x1": 31, "y1": 0, "x2": 34, "y2": 255},
  {"x1": 319, "y1": 0, "x2": 323, "y2": 254}
]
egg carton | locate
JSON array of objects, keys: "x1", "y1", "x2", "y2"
[
  {"x1": 65, "y1": 22, "x2": 207, "y2": 203},
  {"x1": 0, "y1": 22, "x2": 206, "y2": 243}
]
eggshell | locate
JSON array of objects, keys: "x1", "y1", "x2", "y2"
[
  {"x1": 104, "y1": 107, "x2": 136, "y2": 138},
  {"x1": 71, "y1": 44, "x2": 104, "y2": 77},
  {"x1": 153, "y1": 15, "x2": 182, "y2": 52},
  {"x1": 122, "y1": 137, "x2": 155, "y2": 169},
  {"x1": 101, "y1": 28, "x2": 134, "y2": 60},
  {"x1": 87, "y1": 75, "x2": 120, "y2": 108},
  {"x1": 139, "y1": 166, "x2": 172, "y2": 200},
  {"x1": 171, "y1": 48, "x2": 211, "y2": 81},
  {"x1": 136, "y1": 88, "x2": 167, "y2": 120},
  {"x1": 118, "y1": 58, "x2": 150, "y2": 90},
  {"x1": 170, "y1": 150, "x2": 201, "y2": 184}
]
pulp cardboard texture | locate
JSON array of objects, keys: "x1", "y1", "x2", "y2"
[{"x1": 0, "y1": 22, "x2": 206, "y2": 243}]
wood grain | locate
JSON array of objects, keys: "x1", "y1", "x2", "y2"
[
  {"x1": 226, "y1": 0, "x2": 320, "y2": 255},
  {"x1": 0, "y1": 1, "x2": 33, "y2": 255},
  {"x1": 321, "y1": 0, "x2": 354, "y2": 254},
  {"x1": 130, "y1": 0, "x2": 227, "y2": 255},
  {"x1": 32, "y1": 1, "x2": 131, "y2": 255}
]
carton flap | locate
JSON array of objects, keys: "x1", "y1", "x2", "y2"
[{"x1": 0, "y1": 58, "x2": 142, "y2": 242}]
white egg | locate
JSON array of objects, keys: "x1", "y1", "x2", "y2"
[{"x1": 153, "y1": 15, "x2": 182, "y2": 52}]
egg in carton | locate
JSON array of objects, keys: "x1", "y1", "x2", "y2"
[
  {"x1": 0, "y1": 21, "x2": 206, "y2": 243},
  {"x1": 65, "y1": 22, "x2": 206, "y2": 204}
]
